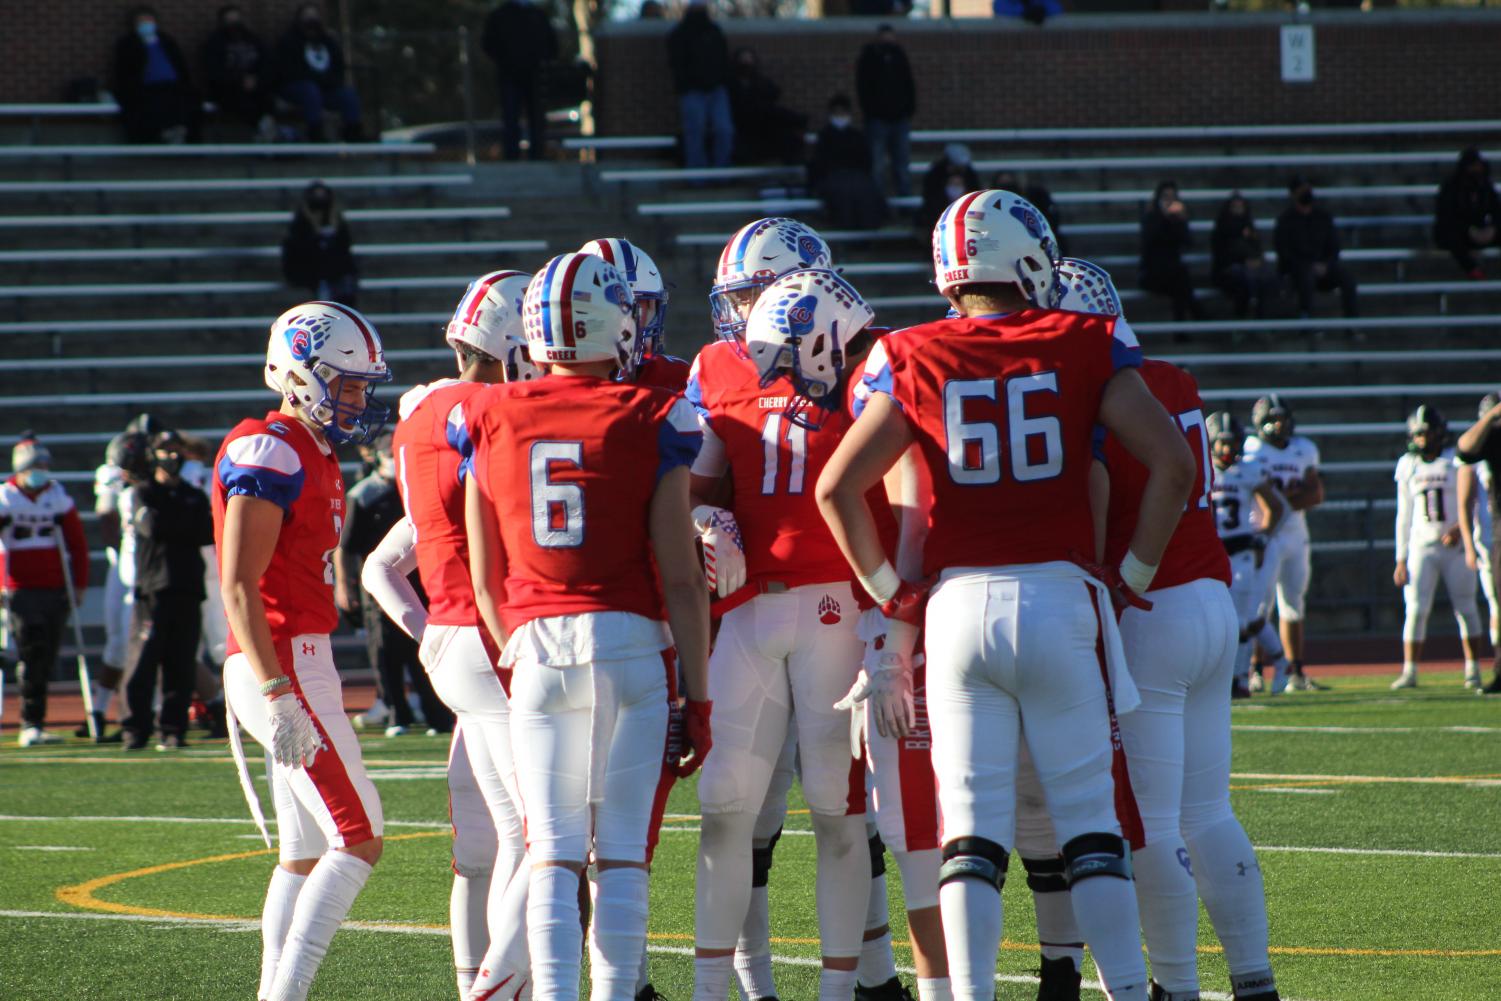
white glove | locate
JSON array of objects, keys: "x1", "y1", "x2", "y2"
[
  {"x1": 267, "y1": 693, "x2": 324, "y2": 769},
  {"x1": 834, "y1": 617, "x2": 917, "y2": 740},
  {"x1": 692, "y1": 505, "x2": 747, "y2": 599}
]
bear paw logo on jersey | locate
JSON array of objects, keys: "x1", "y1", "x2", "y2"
[{"x1": 818, "y1": 595, "x2": 841, "y2": 625}]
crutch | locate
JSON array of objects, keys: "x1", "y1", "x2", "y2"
[{"x1": 55, "y1": 527, "x2": 98, "y2": 740}]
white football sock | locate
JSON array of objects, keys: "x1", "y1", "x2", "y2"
[
  {"x1": 1033, "y1": 890, "x2": 1084, "y2": 971},
  {"x1": 527, "y1": 864, "x2": 583, "y2": 1001},
  {"x1": 589, "y1": 867, "x2": 650, "y2": 1001},
  {"x1": 1068, "y1": 875, "x2": 1148, "y2": 1001},
  {"x1": 916, "y1": 977, "x2": 953, "y2": 1001},
  {"x1": 1131, "y1": 838, "x2": 1199, "y2": 994},
  {"x1": 258, "y1": 866, "x2": 307, "y2": 1001},
  {"x1": 693, "y1": 955, "x2": 734, "y2": 1001},
  {"x1": 811, "y1": 812, "x2": 870, "y2": 959},
  {"x1": 734, "y1": 885, "x2": 773, "y2": 1001},
  {"x1": 937, "y1": 880, "x2": 1000, "y2": 1001},
  {"x1": 471, "y1": 856, "x2": 532, "y2": 999},
  {"x1": 91, "y1": 682, "x2": 115, "y2": 719},
  {"x1": 818, "y1": 967, "x2": 858, "y2": 1001},
  {"x1": 857, "y1": 928, "x2": 897, "y2": 987},
  {"x1": 1183, "y1": 818, "x2": 1272, "y2": 986},
  {"x1": 452, "y1": 871, "x2": 492, "y2": 1000},
  {"x1": 267, "y1": 851, "x2": 372, "y2": 1001}
]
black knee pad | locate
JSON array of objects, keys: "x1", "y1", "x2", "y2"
[
  {"x1": 751, "y1": 826, "x2": 783, "y2": 888},
  {"x1": 1021, "y1": 854, "x2": 1068, "y2": 894},
  {"x1": 1062, "y1": 832, "x2": 1132, "y2": 886},
  {"x1": 938, "y1": 836, "x2": 1009, "y2": 892},
  {"x1": 868, "y1": 831, "x2": 887, "y2": 879}
]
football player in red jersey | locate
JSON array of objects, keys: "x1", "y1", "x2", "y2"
[
  {"x1": 464, "y1": 253, "x2": 710, "y2": 1001},
  {"x1": 361, "y1": 270, "x2": 532, "y2": 1001},
  {"x1": 214, "y1": 301, "x2": 390, "y2": 1001},
  {"x1": 577, "y1": 238, "x2": 691, "y2": 393},
  {"x1": 818, "y1": 191, "x2": 1198, "y2": 1001}
]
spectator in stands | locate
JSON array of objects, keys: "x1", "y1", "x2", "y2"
[
  {"x1": 727, "y1": 47, "x2": 807, "y2": 165},
  {"x1": 1275, "y1": 175, "x2": 1358, "y2": 318},
  {"x1": 640, "y1": 0, "x2": 665, "y2": 16},
  {"x1": 1139, "y1": 179, "x2": 1204, "y2": 321},
  {"x1": 918, "y1": 143, "x2": 980, "y2": 236},
  {"x1": 994, "y1": 0, "x2": 1061, "y2": 24},
  {"x1": 120, "y1": 431, "x2": 214, "y2": 752},
  {"x1": 991, "y1": 169, "x2": 1066, "y2": 254},
  {"x1": 274, "y1": 2, "x2": 363, "y2": 142},
  {"x1": 1434, "y1": 146, "x2": 1501, "y2": 280},
  {"x1": 856, "y1": 23, "x2": 917, "y2": 197},
  {"x1": 0, "y1": 434, "x2": 89, "y2": 747},
  {"x1": 482, "y1": 0, "x2": 559, "y2": 162},
  {"x1": 281, "y1": 181, "x2": 358, "y2": 305},
  {"x1": 809, "y1": 93, "x2": 887, "y2": 230},
  {"x1": 200, "y1": 4, "x2": 275, "y2": 141},
  {"x1": 1212, "y1": 192, "x2": 1279, "y2": 319},
  {"x1": 667, "y1": 1, "x2": 734, "y2": 169},
  {"x1": 112, "y1": 5, "x2": 201, "y2": 144}
]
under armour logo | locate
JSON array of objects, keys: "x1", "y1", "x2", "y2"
[
  {"x1": 302, "y1": 642, "x2": 315, "y2": 656},
  {"x1": 1236, "y1": 860, "x2": 1260, "y2": 877},
  {"x1": 818, "y1": 595, "x2": 841, "y2": 625}
]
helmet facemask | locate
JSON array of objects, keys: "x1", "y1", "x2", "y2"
[
  {"x1": 633, "y1": 292, "x2": 667, "y2": 365},
  {"x1": 285, "y1": 362, "x2": 392, "y2": 446},
  {"x1": 710, "y1": 278, "x2": 771, "y2": 343},
  {"x1": 1211, "y1": 434, "x2": 1240, "y2": 471}
]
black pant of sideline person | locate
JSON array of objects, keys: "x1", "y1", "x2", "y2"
[
  {"x1": 123, "y1": 591, "x2": 203, "y2": 748},
  {"x1": 363, "y1": 595, "x2": 452, "y2": 733},
  {"x1": 9, "y1": 588, "x2": 69, "y2": 731}
]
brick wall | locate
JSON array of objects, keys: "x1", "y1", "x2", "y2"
[
  {"x1": 1, "y1": 1, "x2": 307, "y2": 102},
  {"x1": 594, "y1": 10, "x2": 1501, "y2": 136}
]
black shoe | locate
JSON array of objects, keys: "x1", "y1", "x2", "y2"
[
  {"x1": 95, "y1": 728, "x2": 123, "y2": 745},
  {"x1": 1231, "y1": 679, "x2": 1251, "y2": 700},
  {"x1": 156, "y1": 734, "x2": 188, "y2": 751},
  {"x1": 123, "y1": 733, "x2": 151, "y2": 752},
  {"x1": 1036, "y1": 956, "x2": 1082, "y2": 1001},
  {"x1": 854, "y1": 977, "x2": 914, "y2": 1001},
  {"x1": 1236, "y1": 993, "x2": 1281, "y2": 1001},
  {"x1": 206, "y1": 701, "x2": 228, "y2": 739},
  {"x1": 75, "y1": 712, "x2": 107, "y2": 738},
  {"x1": 635, "y1": 984, "x2": 668, "y2": 1001},
  {"x1": 1480, "y1": 672, "x2": 1501, "y2": 695}
]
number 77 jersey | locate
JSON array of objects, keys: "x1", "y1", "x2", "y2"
[{"x1": 857, "y1": 310, "x2": 1141, "y2": 577}]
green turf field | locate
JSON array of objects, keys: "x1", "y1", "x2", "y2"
[{"x1": 3, "y1": 671, "x2": 1500, "y2": 1001}]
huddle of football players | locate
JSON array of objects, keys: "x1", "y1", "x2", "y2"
[{"x1": 218, "y1": 192, "x2": 1303, "y2": 1001}]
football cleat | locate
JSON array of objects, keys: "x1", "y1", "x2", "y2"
[
  {"x1": 156, "y1": 734, "x2": 188, "y2": 751},
  {"x1": 1465, "y1": 666, "x2": 1482, "y2": 689},
  {"x1": 1478, "y1": 672, "x2": 1501, "y2": 695},
  {"x1": 1231, "y1": 678, "x2": 1252, "y2": 700},
  {"x1": 1285, "y1": 672, "x2": 1326, "y2": 692},
  {"x1": 1390, "y1": 671, "x2": 1417, "y2": 690},
  {"x1": 17, "y1": 727, "x2": 61, "y2": 747},
  {"x1": 1248, "y1": 670, "x2": 1264, "y2": 693},
  {"x1": 853, "y1": 978, "x2": 915, "y2": 1001},
  {"x1": 1035, "y1": 956, "x2": 1082, "y2": 1001},
  {"x1": 634, "y1": 984, "x2": 669, "y2": 1001},
  {"x1": 353, "y1": 699, "x2": 389, "y2": 730},
  {"x1": 384, "y1": 724, "x2": 409, "y2": 738}
]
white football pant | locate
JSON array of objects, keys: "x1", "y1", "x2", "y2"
[
  {"x1": 1402, "y1": 542, "x2": 1482, "y2": 645},
  {"x1": 1263, "y1": 532, "x2": 1311, "y2": 623}
]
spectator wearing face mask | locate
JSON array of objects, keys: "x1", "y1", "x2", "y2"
[
  {"x1": 274, "y1": 2, "x2": 364, "y2": 142},
  {"x1": 1434, "y1": 146, "x2": 1501, "y2": 280},
  {"x1": 1275, "y1": 175, "x2": 1358, "y2": 318},
  {"x1": 201, "y1": 3, "x2": 275, "y2": 141},
  {"x1": 856, "y1": 23, "x2": 916, "y2": 197},
  {"x1": 809, "y1": 93, "x2": 887, "y2": 230},
  {"x1": 281, "y1": 181, "x2": 358, "y2": 304},
  {"x1": 1139, "y1": 179, "x2": 1205, "y2": 322},
  {"x1": 112, "y1": 5, "x2": 201, "y2": 144},
  {"x1": 919, "y1": 143, "x2": 980, "y2": 236},
  {"x1": 0, "y1": 434, "x2": 89, "y2": 747}
]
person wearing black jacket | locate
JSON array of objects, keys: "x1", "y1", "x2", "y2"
[
  {"x1": 281, "y1": 181, "x2": 358, "y2": 304},
  {"x1": 112, "y1": 6, "x2": 201, "y2": 143},
  {"x1": 274, "y1": 3, "x2": 363, "y2": 141},
  {"x1": 727, "y1": 47, "x2": 807, "y2": 165},
  {"x1": 1434, "y1": 146, "x2": 1501, "y2": 279},
  {"x1": 856, "y1": 24, "x2": 916, "y2": 197},
  {"x1": 200, "y1": 4, "x2": 275, "y2": 140},
  {"x1": 482, "y1": 0, "x2": 559, "y2": 161},
  {"x1": 1211, "y1": 192, "x2": 1279, "y2": 319},
  {"x1": 809, "y1": 94, "x2": 886, "y2": 230},
  {"x1": 1275, "y1": 176, "x2": 1358, "y2": 318},
  {"x1": 121, "y1": 432, "x2": 214, "y2": 751},
  {"x1": 1139, "y1": 180, "x2": 1204, "y2": 322},
  {"x1": 667, "y1": 1, "x2": 733, "y2": 169}
]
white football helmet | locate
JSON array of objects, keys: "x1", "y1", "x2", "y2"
[
  {"x1": 446, "y1": 269, "x2": 532, "y2": 359},
  {"x1": 1054, "y1": 258, "x2": 1123, "y2": 317},
  {"x1": 265, "y1": 301, "x2": 391, "y2": 444},
  {"x1": 931, "y1": 189, "x2": 1060, "y2": 306},
  {"x1": 523, "y1": 253, "x2": 638, "y2": 375},
  {"x1": 744, "y1": 268, "x2": 874, "y2": 430},
  {"x1": 578, "y1": 238, "x2": 669, "y2": 361},
  {"x1": 711, "y1": 217, "x2": 833, "y2": 341}
]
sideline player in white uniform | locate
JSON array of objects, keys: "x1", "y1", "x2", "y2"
[
  {"x1": 1391, "y1": 405, "x2": 1486, "y2": 689},
  {"x1": 1242, "y1": 395, "x2": 1324, "y2": 690},
  {"x1": 1207, "y1": 413, "x2": 1287, "y2": 696},
  {"x1": 86, "y1": 431, "x2": 152, "y2": 740},
  {"x1": 820, "y1": 190, "x2": 1197, "y2": 1001}
]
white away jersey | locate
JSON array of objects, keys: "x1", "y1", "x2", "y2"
[
  {"x1": 1211, "y1": 457, "x2": 1270, "y2": 541},
  {"x1": 1242, "y1": 433, "x2": 1319, "y2": 539},
  {"x1": 1395, "y1": 448, "x2": 1461, "y2": 558}
]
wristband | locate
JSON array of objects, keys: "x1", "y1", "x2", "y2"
[
  {"x1": 1119, "y1": 551, "x2": 1157, "y2": 595},
  {"x1": 857, "y1": 560, "x2": 901, "y2": 607},
  {"x1": 259, "y1": 675, "x2": 291, "y2": 697}
]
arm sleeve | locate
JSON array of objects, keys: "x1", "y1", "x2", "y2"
[
  {"x1": 360, "y1": 518, "x2": 427, "y2": 641},
  {"x1": 217, "y1": 433, "x2": 304, "y2": 512},
  {"x1": 658, "y1": 398, "x2": 704, "y2": 485},
  {"x1": 1394, "y1": 457, "x2": 1412, "y2": 562},
  {"x1": 853, "y1": 338, "x2": 902, "y2": 416},
  {"x1": 1108, "y1": 317, "x2": 1144, "y2": 372},
  {"x1": 450, "y1": 399, "x2": 478, "y2": 483},
  {"x1": 691, "y1": 419, "x2": 729, "y2": 478}
]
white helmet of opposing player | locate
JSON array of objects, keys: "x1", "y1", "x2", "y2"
[
  {"x1": 931, "y1": 189, "x2": 1059, "y2": 306},
  {"x1": 446, "y1": 269, "x2": 532, "y2": 360},
  {"x1": 265, "y1": 301, "x2": 391, "y2": 445},
  {"x1": 1054, "y1": 258, "x2": 1123, "y2": 317},
  {"x1": 578, "y1": 238, "x2": 669, "y2": 361},
  {"x1": 523, "y1": 253, "x2": 639, "y2": 375},
  {"x1": 744, "y1": 268, "x2": 874, "y2": 430},
  {"x1": 711, "y1": 217, "x2": 833, "y2": 342}
]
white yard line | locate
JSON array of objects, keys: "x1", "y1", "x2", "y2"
[
  {"x1": 13, "y1": 845, "x2": 93, "y2": 852},
  {"x1": 1233, "y1": 724, "x2": 1501, "y2": 735}
]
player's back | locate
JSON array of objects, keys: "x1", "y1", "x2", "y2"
[
  {"x1": 1102, "y1": 359, "x2": 1230, "y2": 588},
  {"x1": 464, "y1": 375, "x2": 700, "y2": 633},
  {"x1": 688, "y1": 339, "x2": 852, "y2": 587},
  {"x1": 392, "y1": 379, "x2": 488, "y2": 627},
  {"x1": 866, "y1": 309, "x2": 1139, "y2": 575},
  {"x1": 212, "y1": 412, "x2": 343, "y2": 654}
]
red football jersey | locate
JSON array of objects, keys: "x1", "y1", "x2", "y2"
[
  {"x1": 463, "y1": 375, "x2": 701, "y2": 634},
  {"x1": 686, "y1": 340, "x2": 852, "y2": 589},
  {"x1": 637, "y1": 353, "x2": 691, "y2": 393},
  {"x1": 859, "y1": 310, "x2": 1142, "y2": 576},
  {"x1": 213, "y1": 412, "x2": 343, "y2": 657},
  {"x1": 392, "y1": 379, "x2": 488, "y2": 627},
  {"x1": 1102, "y1": 359, "x2": 1232, "y2": 589}
]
